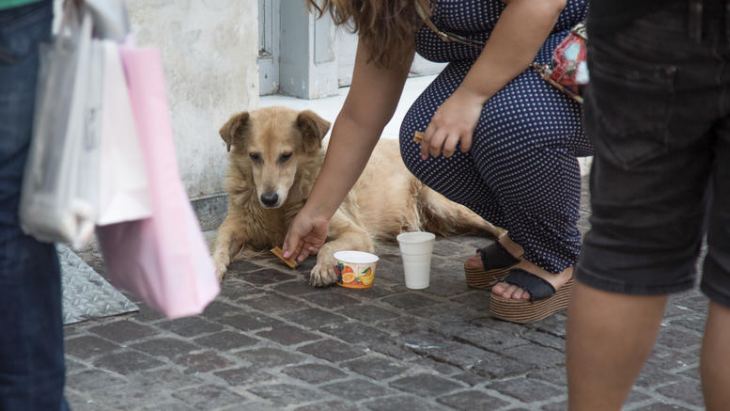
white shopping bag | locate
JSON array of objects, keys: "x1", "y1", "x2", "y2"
[
  {"x1": 96, "y1": 40, "x2": 152, "y2": 226},
  {"x1": 86, "y1": 0, "x2": 130, "y2": 41},
  {"x1": 20, "y1": 6, "x2": 102, "y2": 249}
]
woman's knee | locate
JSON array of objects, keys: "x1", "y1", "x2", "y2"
[
  {"x1": 399, "y1": 114, "x2": 425, "y2": 174},
  {"x1": 399, "y1": 137, "x2": 424, "y2": 180}
]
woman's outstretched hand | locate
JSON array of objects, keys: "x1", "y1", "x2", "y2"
[
  {"x1": 283, "y1": 209, "x2": 330, "y2": 263},
  {"x1": 420, "y1": 87, "x2": 485, "y2": 160}
]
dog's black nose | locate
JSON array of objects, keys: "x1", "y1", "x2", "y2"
[{"x1": 260, "y1": 192, "x2": 279, "y2": 207}]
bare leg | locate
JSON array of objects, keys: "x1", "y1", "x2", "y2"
[
  {"x1": 701, "y1": 301, "x2": 730, "y2": 411},
  {"x1": 567, "y1": 282, "x2": 667, "y2": 411}
]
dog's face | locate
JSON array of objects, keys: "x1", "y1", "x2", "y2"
[{"x1": 219, "y1": 107, "x2": 331, "y2": 209}]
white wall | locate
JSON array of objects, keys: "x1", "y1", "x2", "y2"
[{"x1": 127, "y1": 0, "x2": 259, "y2": 198}]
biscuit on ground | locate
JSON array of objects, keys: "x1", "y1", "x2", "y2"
[{"x1": 271, "y1": 246, "x2": 298, "y2": 269}]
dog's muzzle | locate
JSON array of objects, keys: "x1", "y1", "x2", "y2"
[{"x1": 260, "y1": 192, "x2": 279, "y2": 207}]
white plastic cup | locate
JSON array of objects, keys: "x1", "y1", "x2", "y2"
[{"x1": 396, "y1": 231, "x2": 436, "y2": 290}]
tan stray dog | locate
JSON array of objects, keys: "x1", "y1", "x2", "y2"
[{"x1": 213, "y1": 106, "x2": 501, "y2": 286}]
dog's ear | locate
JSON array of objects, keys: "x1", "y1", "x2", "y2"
[
  {"x1": 296, "y1": 110, "x2": 330, "y2": 152},
  {"x1": 219, "y1": 112, "x2": 250, "y2": 152}
]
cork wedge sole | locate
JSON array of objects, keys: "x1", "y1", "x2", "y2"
[{"x1": 489, "y1": 279, "x2": 574, "y2": 324}]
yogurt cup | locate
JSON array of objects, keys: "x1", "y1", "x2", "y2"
[{"x1": 334, "y1": 250, "x2": 379, "y2": 289}]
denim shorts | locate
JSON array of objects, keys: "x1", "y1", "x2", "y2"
[{"x1": 577, "y1": 2, "x2": 730, "y2": 307}]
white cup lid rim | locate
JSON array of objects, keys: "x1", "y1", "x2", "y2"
[
  {"x1": 334, "y1": 250, "x2": 379, "y2": 264},
  {"x1": 397, "y1": 231, "x2": 436, "y2": 243}
]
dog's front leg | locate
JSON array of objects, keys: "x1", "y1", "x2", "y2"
[
  {"x1": 213, "y1": 216, "x2": 246, "y2": 281},
  {"x1": 310, "y1": 214, "x2": 373, "y2": 287}
]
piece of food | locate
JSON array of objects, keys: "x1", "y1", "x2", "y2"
[
  {"x1": 413, "y1": 131, "x2": 425, "y2": 144},
  {"x1": 271, "y1": 246, "x2": 298, "y2": 269},
  {"x1": 342, "y1": 272, "x2": 356, "y2": 283}
]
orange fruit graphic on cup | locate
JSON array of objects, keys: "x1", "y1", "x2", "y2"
[{"x1": 341, "y1": 266, "x2": 356, "y2": 284}]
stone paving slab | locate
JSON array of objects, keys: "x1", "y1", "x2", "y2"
[{"x1": 65, "y1": 182, "x2": 708, "y2": 410}]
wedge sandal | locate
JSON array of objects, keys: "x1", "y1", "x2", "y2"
[
  {"x1": 464, "y1": 242, "x2": 521, "y2": 289},
  {"x1": 489, "y1": 269, "x2": 574, "y2": 324}
]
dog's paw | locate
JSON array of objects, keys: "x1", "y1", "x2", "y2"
[
  {"x1": 215, "y1": 266, "x2": 227, "y2": 282},
  {"x1": 215, "y1": 264, "x2": 228, "y2": 282},
  {"x1": 309, "y1": 255, "x2": 339, "y2": 287},
  {"x1": 213, "y1": 253, "x2": 229, "y2": 282}
]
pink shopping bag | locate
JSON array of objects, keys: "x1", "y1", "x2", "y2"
[{"x1": 96, "y1": 45, "x2": 219, "y2": 319}]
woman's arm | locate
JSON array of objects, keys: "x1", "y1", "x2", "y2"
[
  {"x1": 283, "y1": 41, "x2": 414, "y2": 260},
  {"x1": 304, "y1": 42, "x2": 414, "y2": 220},
  {"x1": 421, "y1": 0, "x2": 567, "y2": 159}
]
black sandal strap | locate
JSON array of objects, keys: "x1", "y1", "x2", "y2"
[
  {"x1": 503, "y1": 269, "x2": 556, "y2": 301},
  {"x1": 477, "y1": 242, "x2": 519, "y2": 271}
]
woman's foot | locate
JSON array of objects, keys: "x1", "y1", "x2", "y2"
[
  {"x1": 464, "y1": 233, "x2": 524, "y2": 271},
  {"x1": 492, "y1": 261, "x2": 573, "y2": 301}
]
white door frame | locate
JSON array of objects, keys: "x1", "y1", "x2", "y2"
[
  {"x1": 258, "y1": 0, "x2": 280, "y2": 96},
  {"x1": 259, "y1": 2, "x2": 444, "y2": 98}
]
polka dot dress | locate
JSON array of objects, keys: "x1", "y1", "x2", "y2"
[{"x1": 400, "y1": 0, "x2": 591, "y2": 273}]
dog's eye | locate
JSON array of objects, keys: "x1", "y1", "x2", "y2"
[
  {"x1": 278, "y1": 152, "x2": 293, "y2": 163},
  {"x1": 249, "y1": 152, "x2": 262, "y2": 162}
]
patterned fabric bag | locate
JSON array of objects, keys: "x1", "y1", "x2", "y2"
[{"x1": 531, "y1": 23, "x2": 588, "y2": 103}]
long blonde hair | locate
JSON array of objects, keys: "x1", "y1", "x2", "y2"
[{"x1": 307, "y1": 0, "x2": 430, "y2": 68}]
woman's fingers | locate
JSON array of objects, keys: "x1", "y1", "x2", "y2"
[
  {"x1": 420, "y1": 123, "x2": 436, "y2": 160},
  {"x1": 460, "y1": 130, "x2": 474, "y2": 153},
  {"x1": 295, "y1": 247, "x2": 310, "y2": 262},
  {"x1": 282, "y1": 232, "x2": 300, "y2": 259},
  {"x1": 443, "y1": 132, "x2": 461, "y2": 158},
  {"x1": 284, "y1": 226, "x2": 307, "y2": 261},
  {"x1": 429, "y1": 128, "x2": 449, "y2": 158},
  {"x1": 419, "y1": 126, "x2": 464, "y2": 159}
]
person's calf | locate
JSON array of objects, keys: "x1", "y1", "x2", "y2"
[
  {"x1": 701, "y1": 301, "x2": 730, "y2": 411},
  {"x1": 567, "y1": 282, "x2": 667, "y2": 411}
]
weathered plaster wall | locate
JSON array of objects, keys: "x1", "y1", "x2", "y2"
[{"x1": 127, "y1": 0, "x2": 258, "y2": 198}]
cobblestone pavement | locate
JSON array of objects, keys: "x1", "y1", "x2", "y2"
[{"x1": 68, "y1": 183, "x2": 708, "y2": 411}]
